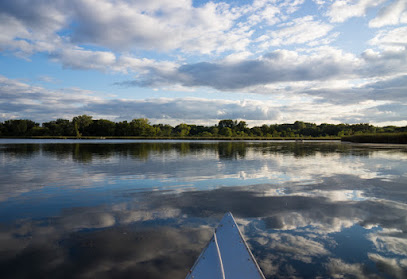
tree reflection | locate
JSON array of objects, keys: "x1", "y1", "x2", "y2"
[
  {"x1": 0, "y1": 144, "x2": 40, "y2": 158},
  {"x1": 1, "y1": 141, "x2": 397, "y2": 163}
]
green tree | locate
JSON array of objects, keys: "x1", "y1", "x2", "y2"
[
  {"x1": 251, "y1": 127, "x2": 263, "y2": 136},
  {"x1": 272, "y1": 130, "x2": 280, "y2": 137},
  {"x1": 72, "y1": 115, "x2": 93, "y2": 137},
  {"x1": 260, "y1": 124, "x2": 270, "y2": 135},
  {"x1": 130, "y1": 118, "x2": 151, "y2": 136},
  {"x1": 218, "y1": 120, "x2": 236, "y2": 129},
  {"x1": 175, "y1": 123, "x2": 191, "y2": 137},
  {"x1": 5, "y1": 120, "x2": 27, "y2": 135},
  {"x1": 115, "y1": 121, "x2": 131, "y2": 136},
  {"x1": 144, "y1": 125, "x2": 159, "y2": 137},
  {"x1": 88, "y1": 119, "x2": 116, "y2": 136},
  {"x1": 43, "y1": 119, "x2": 74, "y2": 136},
  {"x1": 201, "y1": 131, "x2": 212, "y2": 137},
  {"x1": 211, "y1": 127, "x2": 219, "y2": 136},
  {"x1": 30, "y1": 126, "x2": 48, "y2": 136},
  {"x1": 189, "y1": 125, "x2": 208, "y2": 136},
  {"x1": 3, "y1": 119, "x2": 38, "y2": 136},
  {"x1": 219, "y1": 127, "x2": 233, "y2": 137},
  {"x1": 294, "y1": 121, "x2": 306, "y2": 131},
  {"x1": 236, "y1": 121, "x2": 248, "y2": 130},
  {"x1": 154, "y1": 124, "x2": 173, "y2": 136}
]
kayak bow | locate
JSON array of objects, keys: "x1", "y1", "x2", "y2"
[{"x1": 186, "y1": 212, "x2": 265, "y2": 279}]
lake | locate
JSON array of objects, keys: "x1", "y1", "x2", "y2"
[{"x1": 0, "y1": 139, "x2": 406, "y2": 278}]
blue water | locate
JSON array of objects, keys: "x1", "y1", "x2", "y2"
[{"x1": 0, "y1": 140, "x2": 406, "y2": 278}]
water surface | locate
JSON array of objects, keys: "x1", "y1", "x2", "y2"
[{"x1": 0, "y1": 140, "x2": 406, "y2": 278}]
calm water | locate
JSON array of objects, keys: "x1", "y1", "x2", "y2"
[{"x1": 0, "y1": 140, "x2": 406, "y2": 278}]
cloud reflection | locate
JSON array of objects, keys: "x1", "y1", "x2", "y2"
[
  {"x1": 0, "y1": 141, "x2": 406, "y2": 278},
  {"x1": 1, "y1": 141, "x2": 406, "y2": 202}
]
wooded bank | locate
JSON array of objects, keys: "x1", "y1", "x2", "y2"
[{"x1": 1, "y1": 115, "x2": 406, "y2": 143}]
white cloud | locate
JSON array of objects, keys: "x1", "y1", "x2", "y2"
[
  {"x1": 260, "y1": 16, "x2": 334, "y2": 47},
  {"x1": 70, "y1": 0, "x2": 244, "y2": 53},
  {"x1": 1, "y1": 0, "x2": 407, "y2": 126},
  {"x1": 280, "y1": 0, "x2": 306, "y2": 14},
  {"x1": 0, "y1": 75, "x2": 101, "y2": 122},
  {"x1": 369, "y1": 26, "x2": 407, "y2": 51},
  {"x1": 256, "y1": 232, "x2": 330, "y2": 264},
  {"x1": 37, "y1": 75, "x2": 60, "y2": 84},
  {"x1": 52, "y1": 48, "x2": 116, "y2": 71},
  {"x1": 251, "y1": 5, "x2": 281, "y2": 25},
  {"x1": 0, "y1": 0, "x2": 67, "y2": 57},
  {"x1": 369, "y1": 0, "x2": 407, "y2": 27},
  {"x1": 246, "y1": 0, "x2": 305, "y2": 26},
  {"x1": 122, "y1": 47, "x2": 361, "y2": 91},
  {"x1": 4, "y1": 47, "x2": 407, "y2": 126},
  {"x1": 326, "y1": 258, "x2": 371, "y2": 279},
  {"x1": 326, "y1": 0, "x2": 386, "y2": 23},
  {"x1": 0, "y1": 75, "x2": 282, "y2": 123},
  {"x1": 368, "y1": 254, "x2": 407, "y2": 279},
  {"x1": 369, "y1": 231, "x2": 407, "y2": 256},
  {"x1": 313, "y1": 0, "x2": 328, "y2": 6},
  {"x1": 0, "y1": 0, "x2": 250, "y2": 55},
  {"x1": 0, "y1": 0, "x2": 68, "y2": 35},
  {"x1": 49, "y1": 48, "x2": 179, "y2": 76},
  {"x1": 0, "y1": 0, "x2": 310, "y2": 57},
  {"x1": 86, "y1": 97, "x2": 282, "y2": 124}
]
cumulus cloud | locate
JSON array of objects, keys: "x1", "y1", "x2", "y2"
[
  {"x1": 369, "y1": 232, "x2": 407, "y2": 256},
  {"x1": 86, "y1": 98, "x2": 281, "y2": 122},
  {"x1": 0, "y1": 213, "x2": 211, "y2": 279},
  {"x1": 260, "y1": 233, "x2": 330, "y2": 263},
  {"x1": 3, "y1": 74, "x2": 407, "y2": 126},
  {"x1": 0, "y1": 75, "x2": 281, "y2": 123},
  {"x1": 0, "y1": 0, "x2": 68, "y2": 34},
  {"x1": 0, "y1": 0, "x2": 252, "y2": 55},
  {"x1": 259, "y1": 16, "x2": 334, "y2": 47},
  {"x1": 51, "y1": 48, "x2": 117, "y2": 71},
  {"x1": 49, "y1": 44, "x2": 407, "y2": 100},
  {"x1": 116, "y1": 44, "x2": 407, "y2": 94},
  {"x1": 369, "y1": 0, "x2": 407, "y2": 27},
  {"x1": 326, "y1": 0, "x2": 407, "y2": 28},
  {"x1": 1, "y1": 0, "x2": 407, "y2": 126},
  {"x1": 0, "y1": 0, "x2": 66, "y2": 56},
  {"x1": 0, "y1": 75, "x2": 100, "y2": 121},
  {"x1": 119, "y1": 48, "x2": 360, "y2": 91},
  {"x1": 369, "y1": 26, "x2": 407, "y2": 51},
  {"x1": 3, "y1": 139, "x2": 407, "y2": 202},
  {"x1": 303, "y1": 75, "x2": 407, "y2": 105},
  {"x1": 0, "y1": 0, "x2": 326, "y2": 58},
  {"x1": 368, "y1": 254, "x2": 407, "y2": 279},
  {"x1": 326, "y1": 0, "x2": 386, "y2": 23},
  {"x1": 326, "y1": 258, "x2": 377, "y2": 279},
  {"x1": 69, "y1": 0, "x2": 245, "y2": 53}
]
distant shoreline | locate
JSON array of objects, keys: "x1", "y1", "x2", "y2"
[{"x1": 0, "y1": 136, "x2": 341, "y2": 141}]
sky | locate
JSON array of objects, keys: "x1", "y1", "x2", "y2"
[{"x1": 0, "y1": 0, "x2": 406, "y2": 126}]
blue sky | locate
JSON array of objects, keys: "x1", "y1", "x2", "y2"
[{"x1": 0, "y1": 0, "x2": 406, "y2": 126}]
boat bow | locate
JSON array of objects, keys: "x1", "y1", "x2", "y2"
[{"x1": 186, "y1": 212, "x2": 265, "y2": 279}]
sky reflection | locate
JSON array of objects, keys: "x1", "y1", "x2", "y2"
[{"x1": 0, "y1": 141, "x2": 406, "y2": 278}]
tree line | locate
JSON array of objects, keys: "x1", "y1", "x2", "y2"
[{"x1": 0, "y1": 115, "x2": 406, "y2": 138}]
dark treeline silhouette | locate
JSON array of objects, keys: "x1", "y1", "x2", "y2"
[{"x1": 1, "y1": 115, "x2": 406, "y2": 138}]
